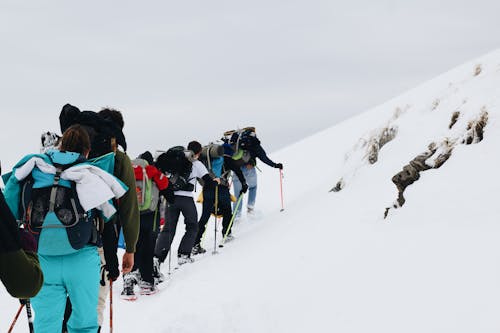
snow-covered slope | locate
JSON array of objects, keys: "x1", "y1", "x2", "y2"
[{"x1": 3, "y1": 50, "x2": 500, "y2": 332}]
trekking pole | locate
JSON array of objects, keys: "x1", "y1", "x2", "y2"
[
  {"x1": 168, "y1": 248, "x2": 172, "y2": 275},
  {"x1": 212, "y1": 185, "x2": 219, "y2": 255},
  {"x1": 25, "y1": 300, "x2": 34, "y2": 333},
  {"x1": 219, "y1": 193, "x2": 244, "y2": 248},
  {"x1": 109, "y1": 280, "x2": 114, "y2": 333},
  {"x1": 8, "y1": 303, "x2": 25, "y2": 333},
  {"x1": 279, "y1": 169, "x2": 284, "y2": 212}
]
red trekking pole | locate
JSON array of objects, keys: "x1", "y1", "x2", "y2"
[
  {"x1": 110, "y1": 280, "x2": 114, "y2": 333},
  {"x1": 8, "y1": 303, "x2": 25, "y2": 333},
  {"x1": 279, "y1": 169, "x2": 284, "y2": 212}
]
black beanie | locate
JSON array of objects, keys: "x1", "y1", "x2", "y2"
[{"x1": 139, "y1": 151, "x2": 154, "y2": 165}]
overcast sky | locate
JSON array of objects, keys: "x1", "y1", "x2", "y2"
[{"x1": 1, "y1": 0, "x2": 499, "y2": 169}]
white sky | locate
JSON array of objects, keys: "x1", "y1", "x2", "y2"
[{"x1": 1, "y1": 0, "x2": 499, "y2": 169}]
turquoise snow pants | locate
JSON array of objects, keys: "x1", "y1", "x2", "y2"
[{"x1": 32, "y1": 246, "x2": 100, "y2": 333}]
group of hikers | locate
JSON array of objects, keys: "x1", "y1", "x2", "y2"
[{"x1": 0, "y1": 104, "x2": 283, "y2": 332}]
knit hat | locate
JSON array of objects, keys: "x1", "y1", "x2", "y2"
[{"x1": 139, "y1": 151, "x2": 154, "y2": 165}]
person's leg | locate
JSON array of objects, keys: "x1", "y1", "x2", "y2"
[
  {"x1": 63, "y1": 298, "x2": 72, "y2": 332},
  {"x1": 194, "y1": 189, "x2": 215, "y2": 246},
  {"x1": 65, "y1": 246, "x2": 101, "y2": 333},
  {"x1": 247, "y1": 186, "x2": 257, "y2": 211},
  {"x1": 154, "y1": 201, "x2": 181, "y2": 262},
  {"x1": 96, "y1": 247, "x2": 109, "y2": 328},
  {"x1": 245, "y1": 167, "x2": 258, "y2": 210},
  {"x1": 219, "y1": 187, "x2": 233, "y2": 236},
  {"x1": 232, "y1": 175, "x2": 243, "y2": 216},
  {"x1": 32, "y1": 255, "x2": 67, "y2": 332},
  {"x1": 133, "y1": 218, "x2": 146, "y2": 275},
  {"x1": 138, "y1": 213, "x2": 155, "y2": 284},
  {"x1": 177, "y1": 196, "x2": 199, "y2": 256}
]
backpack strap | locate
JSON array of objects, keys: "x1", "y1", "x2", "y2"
[
  {"x1": 207, "y1": 146, "x2": 212, "y2": 172},
  {"x1": 48, "y1": 166, "x2": 63, "y2": 212}
]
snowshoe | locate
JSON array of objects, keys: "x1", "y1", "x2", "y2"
[
  {"x1": 139, "y1": 280, "x2": 158, "y2": 295},
  {"x1": 153, "y1": 257, "x2": 165, "y2": 284},
  {"x1": 219, "y1": 234, "x2": 235, "y2": 248},
  {"x1": 191, "y1": 244, "x2": 207, "y2": 255},
  {"x1": 178, "y1": 254, "x2": 195, "y2": 265},
  {"x1": 120, "y1": 272, "x2": 138, "y2": 301}
]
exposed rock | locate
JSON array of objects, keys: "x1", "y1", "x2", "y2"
[
  {"x1": 463, "y1": 108, "x2": 488, "y2": 144},
  {"x1": 449, "y1": 111, "x2": 460, "y2": 129},
  {"x1": 385, "y1": 110, "x2": 488, "y2": 219},
  {"x1": 390, "y1": 146, "x2": 436, "y2": 209},
  {"x1": 329, "y1": 178, "x2": 344, "y2": 192},
  {"x1": 367, "y1": 126, "x2": 398, "y2": 164},
  {"x1": 474, "y1": 64, "x2": 482, "y2": 76},
  {"x1": 332, "y1": 125, "x2": 398, "y2": 192}
]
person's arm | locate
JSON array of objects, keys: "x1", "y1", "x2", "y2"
[
  {"x1": 149, "y1": 166, "x2": 168, "y2": 191},
  {"x1": 114, "y1": 152, "x2": 139, "y2": 272},
  {"x1": 253, "y1": 144, "x2": 281, "y2": 168},
  {"x1": 0, "y1": 191, "x2": 43, "y2": 298},
  {"x1": 196, "y1": 160, "x2": 219, "y2": 187}
]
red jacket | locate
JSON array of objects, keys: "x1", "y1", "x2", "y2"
[{"x1": 133, "y1": 165, "x2": 168, "y2": 191}]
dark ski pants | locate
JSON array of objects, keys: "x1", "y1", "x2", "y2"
[
  {"x1": 134, "y1": 212, "x2": 159, "y2": 283},
  {"x1": 154, "y1": 196, "x2": 198, "y2": 262},
  {"x1": 195, "y1": 186, "x2": 233, "y2": 246}
]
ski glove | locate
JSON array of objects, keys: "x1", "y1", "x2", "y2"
[
  {"x1": 240, "y1": 183, "x2": 249, "y2": 196},
  {"x1": 100, "y1": 264, "x2": 119, "y2": 285},
  {"x1": 107, "y1": 264, "x2": 120, "y2": 282},
  {"x1": 275, "y1": 163, "x2": 283, "y2": 169}
]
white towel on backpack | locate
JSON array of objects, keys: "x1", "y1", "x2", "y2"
[{"x1": 14, "y1": 157, "x2": 127, "y2": 218}]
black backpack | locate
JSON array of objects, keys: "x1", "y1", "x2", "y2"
[
  {"x1": 156, "y1": 146, "x2": 193, "y2": 191},
  {"x1": 224, "y1": 127, "x2": 260, "y2": 151},
  {"x1": 59, "y1": 104, "x2": 127, "y2": 158},
  {"x1": 19, "y1": 156, "x2": 102, "y2": 253}
]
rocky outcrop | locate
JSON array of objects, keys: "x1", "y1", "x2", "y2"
[
  {"x1": 384, "y1": 110, "x2": 488, "y2": 219},
  {"x1": 367, "y1": 126, "x2": 398, "y2": 164},
  {"x1": 449, "y1": 111, "x2": 460, "y2": 129},
  {"x1": 330, "y1": 124, "x2": 398, "y2": 192},
  {"x1": 463, "y1": 108, "x2": 488, "y2": 145}
]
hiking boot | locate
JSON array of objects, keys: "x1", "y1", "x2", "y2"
[
  {"x1": 178, "y1": 254, "x2": 195, "y2": 265},
  {"x1": 153, "y1": 257, "x2": 165, "y2": 284},
  {"x1": 247, "y1": 208, "x2": 262, "y2": 219},
  {"x1": 191, "y1": 244, "x2": 207, "y2": 255},
  {"x1": 139, "y1": 280, "x2": 158, "y2": 295},
  {"x1": 120, "y1": 272, "x2": 138, "y2": 301}
]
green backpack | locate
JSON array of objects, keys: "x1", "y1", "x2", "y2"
[{"x1": 132, "y1": 158, "x2": 159, "y2": 214}]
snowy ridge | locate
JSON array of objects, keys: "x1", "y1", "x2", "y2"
[{"x1": 3, "y1": 50, "x2": 500, "y2": 332}]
